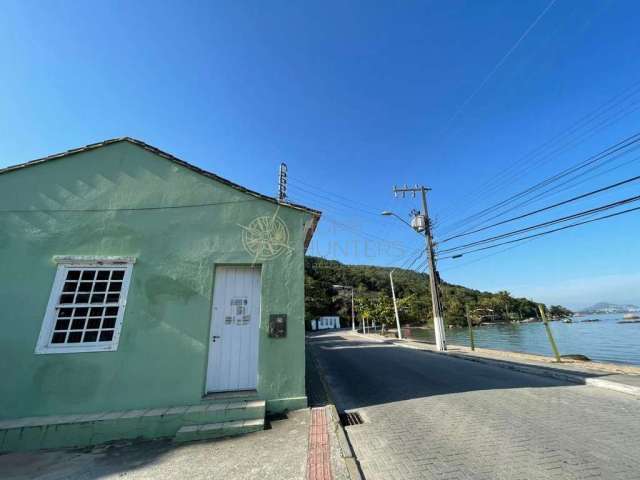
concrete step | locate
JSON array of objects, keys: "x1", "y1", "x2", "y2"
[
  {"x1": 0, "y1": 399, "x2": 266, "y2": 452},
  {"x1": 180, "y1": 399, "x2": 266, "y2": 425},
  {"x1": 174, "y1": 418, "x2": 265, "y2": 443}
]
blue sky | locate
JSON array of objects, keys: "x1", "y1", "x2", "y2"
[{"x1": 2, "y1": 0, "x2": 640, "y2": 309}]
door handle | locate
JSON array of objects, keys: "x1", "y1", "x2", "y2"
[{"x1": 212, "y1": 335, "x2": 221, "y2": 342}]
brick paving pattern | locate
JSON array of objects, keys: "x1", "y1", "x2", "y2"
[
  {"x1": 312, "y1": 332, "x2": 640, "y2": 480},
  {"x1": 307, "y1": 407, "x2": 333, "y2": 480}
]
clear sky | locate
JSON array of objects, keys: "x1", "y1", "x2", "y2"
[{"x1": 2, "y1": 0, "x2": 640, "y2": 309}]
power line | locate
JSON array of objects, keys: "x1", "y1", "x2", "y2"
[
  {"x1": 439, "y1": 130, "x2": 640, "y2": 235},
  {"x1": 445, "y1": 146, "x2": 640, "y2": 238},
  {"x1": 438, "y1": 203, "x2": 640, "y2": 259},
  {"x1": 443, "y1": 130, "x2": 640, "y2": 233},
  {"x1": 438, "y1": 193, "x2": 640, "y2": 255},
  {"x1": 288, "y1": 184, "x2": 380, "y2": 217},
  {"x1": 320, "y1": 215, "x2": 406, "y2": 245},
  {"x1": 286, "y1": 193, "x2": 383, "y2": 227},
  {"x1": 437, "y1": 85, "x2": 640, "y2": 223},
  {"x1": 0, "y1": 198, "x2": 259, "y2": 213},
  {"x1": 440, "y1": 173, "x2": 640, "y2": 243},
  {"x1": 439, "y1": 239, "x2": 536, "y2": 272},
  {"x1": 288, "y1": 174, "x2": 386, "y2": 212},
  {"x1": 437, "y1": 0, "x2": 557, "y2": 144},
  {"x1": 475, "y1": 97, "x2": 640, "y2": 200},
  {"x1": 402, "y1": 249, "x2": 426, "y2": 271}
]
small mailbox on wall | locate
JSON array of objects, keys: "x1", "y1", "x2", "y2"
[{"x1": 269, "y1": 314, "x2": 287, "y2": 338}]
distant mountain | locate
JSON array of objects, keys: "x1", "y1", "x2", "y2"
[{"x1": 579, "y1": 302, "x2": 640, "y2": 314}]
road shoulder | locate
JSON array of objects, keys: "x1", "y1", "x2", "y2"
[{"x1": 352, "y1": 330, "x2": 640, "y2": 398}]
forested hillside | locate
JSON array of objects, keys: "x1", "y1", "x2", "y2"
[{"x1": 305, "y1": 256, "x2": 571, "y2": 328}]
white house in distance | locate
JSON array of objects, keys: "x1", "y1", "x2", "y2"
[{"x1": 311, "y1": 316, "x2": 341, "y2": 331}]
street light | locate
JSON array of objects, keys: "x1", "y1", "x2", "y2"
[
  {"x1": 381, "y1": 211, "x2": 415, "y2": 230},
  {"x1": 332, "y1": 284, "x2": 356, "y2": 332}
]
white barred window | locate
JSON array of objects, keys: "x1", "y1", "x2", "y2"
[{"x1": 35, "y1": 258, "x2": 134, "y2": 354}]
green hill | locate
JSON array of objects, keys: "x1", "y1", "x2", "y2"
[{"x1": 305, "y1": 256, "x2": 571, "y2": 328}]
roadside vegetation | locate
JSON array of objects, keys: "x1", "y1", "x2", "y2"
[{"x1": 305, "y1": 256, "x2": 572, "y2": 329}]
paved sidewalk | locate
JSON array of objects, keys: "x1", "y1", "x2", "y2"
[
  {"x1": 0, "y1": 350, "x2": 350, "y2": 480},
  {"x1": 0, "y1": 410, "x2": 311, "y2": 480},
  {"x1": 311, "y1": 330, "x2": 640, "y2": 480}
]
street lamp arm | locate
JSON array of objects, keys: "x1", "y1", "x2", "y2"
[{"x1": 380, "y1": 211, "x2": 417, "y2": 231}]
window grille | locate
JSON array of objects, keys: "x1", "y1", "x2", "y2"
[{"x1": 35, "y1": 259, "x2": 133, "y2": 354}]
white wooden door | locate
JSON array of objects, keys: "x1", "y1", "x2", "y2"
[{"x1": 206, "y1": 266, "x2": 261, "y2": 393}]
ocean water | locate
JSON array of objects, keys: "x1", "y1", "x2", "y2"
[{"x1": 401, "y1": 313, "x2": 640, "y2": 366}]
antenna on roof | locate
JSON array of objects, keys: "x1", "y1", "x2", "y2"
[{"x1": 278, "y1": 163, "x2": 288, "y2": 202}]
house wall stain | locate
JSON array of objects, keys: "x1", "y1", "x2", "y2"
[
  {"x1": 144, "y1": 274, "x2": 199, "y2": 304},
  {"x1": 33, "y1": 362, "x2": 101, "y2": 403},
  {"x1": 0, "y1": 141, "x2": 312, "y2": 420}
]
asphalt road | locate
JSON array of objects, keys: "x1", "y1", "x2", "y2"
[{"x1": 310, "y1": 331, "x2": 640, "y2": 480}]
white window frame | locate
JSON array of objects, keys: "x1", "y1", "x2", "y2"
[{"x1": 35, "y1": 257, "x2": 135, "y2": 354}]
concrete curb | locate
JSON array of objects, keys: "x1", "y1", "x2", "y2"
[
  {"x1": 351, "y1": 332, "x2": 640, "y2": 399},
  {"x1": 443, "y1": 350, "x2": 640, "y2": 397},
  {"x1": 307, "y1": 342, "x2": 364, "y2": 480},
  {"x1": 327, "y1": 405, "x2": 363, "y2": 480}
]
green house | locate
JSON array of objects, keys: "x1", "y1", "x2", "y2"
[{"x1": 0, "y1": 138, "x2": 320, "y2": 451}]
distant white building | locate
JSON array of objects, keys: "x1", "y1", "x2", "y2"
[{"x1": 311, "y1": 316, "x2": 341, "y2": 331}]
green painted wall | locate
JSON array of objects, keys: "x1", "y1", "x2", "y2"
[{"x1": 0, "y1": 141, "x2": 313, "y2": 419}]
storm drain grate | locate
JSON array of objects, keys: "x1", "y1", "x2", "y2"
[{"x1": 339, "y1": 411, "x2": 364, "y2": 426}]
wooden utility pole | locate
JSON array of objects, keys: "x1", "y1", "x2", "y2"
[
  {"x1": 538, "y1": 304, "x2": 561, "y2": 362},
  {"x1": 465, "y1": 306, "x2": 475, "y2": 351}
]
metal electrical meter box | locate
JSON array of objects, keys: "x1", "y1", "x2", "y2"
[{"x1": 269, "y1": 314, "x2": 287, "y2": 338}]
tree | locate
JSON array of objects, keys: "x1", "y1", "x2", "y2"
[
  {"x1": 303, "y1": 256, "x2": 563, "y2": 329},
  {"x1": 372, "y1": 293, "x2": 395, "y2": 327},
  {"x1": 549, "y1": 305, "x2": 573, "y2": 319}
]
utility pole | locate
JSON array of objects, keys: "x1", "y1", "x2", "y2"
[
  {"x1": 465, "y1": 306, "x2": 475, "y2": 351},
  {"x1": 278, "y1": 163, "x2": 288, "y2": 201},
  {"x1": 351, "y1": 288, "x2": 355, "y2": 332},
  {"x1": 389, "y1": 270, "x2": 403, "y2": 339},
  {"x1": 538, "y1": 304, "x2": 561, "y2": 362},
  {"x1": 393, "y1": 185, "x2": 447, "y2": 351}
]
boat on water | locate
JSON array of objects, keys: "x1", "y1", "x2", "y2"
[
  {"x1": 521, "y1": 317, "x2": 539, "y2": 323},
  {"x1": 618, "y1": 313, "x2": 640, "y2": 323}
]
